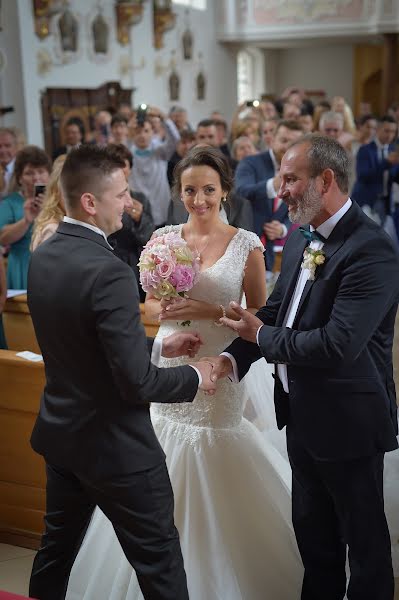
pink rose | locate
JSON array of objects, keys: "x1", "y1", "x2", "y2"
[
  {"x1": 156, "y1": 259, "x2": 175, "y2": 279},
  {"x1": 170, "y1": 265, "x2": 195, "y2": 293},
  {"x1": 140, "y1": 269, "x2": 161, "y2": 292}
]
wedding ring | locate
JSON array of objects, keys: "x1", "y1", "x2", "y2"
[{"x1": 132, "y1": 208, "x2": 136, "y2": 213}]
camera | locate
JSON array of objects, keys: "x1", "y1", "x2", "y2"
[
  {"x1": 34, "y1": 184, "x2": 46, "y2": 197},
  {"x1": 136, "y1": 103, "x2": 148, "y2": 126},
  {"x1": 246, "y1": 100, "x2": 260, "y2": 108}
]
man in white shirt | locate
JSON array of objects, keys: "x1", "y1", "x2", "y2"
[{"x1": 207, "y1": 134, "x2": 399, "y2": 600}]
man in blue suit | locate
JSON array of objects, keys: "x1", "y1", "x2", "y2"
[
  {"x1": 235, "y1": 120, "x2": 303, "y2": 272},
  {"x1": 352, "y1": 115, "x2": 399, "y2": 243}
]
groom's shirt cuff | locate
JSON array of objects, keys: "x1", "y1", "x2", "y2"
[
  {"x1": 151, "y1": 337, "x2": 162, "y2": 366},
  {"x1": 220, "y1": 352, "x2": 239, "y2": 383},
  {"x1": 256, "y1": 325, "x2": 264, "y2": 345}
]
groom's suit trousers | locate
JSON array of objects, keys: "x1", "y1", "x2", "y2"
[{"x1": 29, "y1": 461, "x2": 189, "y2": 600}]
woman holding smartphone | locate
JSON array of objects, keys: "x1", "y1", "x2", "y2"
[{"x1": 0, "y1": 145, "x2": 51, "y2": 289}]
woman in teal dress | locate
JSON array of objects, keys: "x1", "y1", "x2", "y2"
[{"x1": 0, "y1": 146, "x2": 51, "y2": 289}]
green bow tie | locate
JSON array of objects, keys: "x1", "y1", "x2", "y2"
[{"x1": 299, "y1": 226, "x2": 326, "y2": 243}]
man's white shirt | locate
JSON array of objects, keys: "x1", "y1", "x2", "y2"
[{"x1": 223, "y1": 199, "x2": 352, "y2": 392}]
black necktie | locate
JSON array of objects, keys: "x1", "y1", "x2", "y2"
[{"x1": 298, "y1": 226, "x2": 326, "y2": 243}]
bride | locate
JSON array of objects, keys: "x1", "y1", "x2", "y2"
[{"x1": 66, "y1": 146, "x2": 303, "y2": 599}]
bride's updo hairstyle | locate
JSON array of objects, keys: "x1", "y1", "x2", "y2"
[{"x1": 172, "y1": 145, "x2": 234, "y2": 205}]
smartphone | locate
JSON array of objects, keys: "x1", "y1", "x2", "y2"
[
  {"x1": 246, "y1": 100, "x2": 260, "y2": 108},
  {"x1": 136, "y1": 103, "x2": 148, "y2": 126},
  {"x1": 34, "y1": 184, "x2": 46, "y2": 197}
]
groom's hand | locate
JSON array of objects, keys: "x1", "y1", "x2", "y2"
[
  {"x1": 161, "y1": 331, "x2": 204, "y2": 358},
  {"x1": 220, "y1": 302, "x2": 263, "y2": 343},
  {"x1": 201, "y1": 355, "x2": 233, "y2": 381},
  {"x1": 190, "y1": 360, "x2": 217, "y2": 395}
]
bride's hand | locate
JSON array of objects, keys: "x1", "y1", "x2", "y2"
[{"x1": 159, "y1": 298, "x2": 216, "y2": 321}]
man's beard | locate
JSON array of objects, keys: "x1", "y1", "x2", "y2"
[{"x1": 288, "y1": 179, "x2": 322, "y2": 225}]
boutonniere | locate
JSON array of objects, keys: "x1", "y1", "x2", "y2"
[{"x1": 301, "y1": 247, "x2": 326, "y2": 280}]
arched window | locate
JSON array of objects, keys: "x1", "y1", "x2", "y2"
[{"x1": 237, "y1": 50, "x2": 254, "y2": 105}]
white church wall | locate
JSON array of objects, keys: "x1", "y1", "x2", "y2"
[
  {"x1": 273, "y1": 44, "x2": 354, "y2": 105},
  {"x1": 0, "y1": 0, "x2": 26, "y2": 135},
  {"x1": 4, "y1": 0, "x2": 237, "y2": 147}
]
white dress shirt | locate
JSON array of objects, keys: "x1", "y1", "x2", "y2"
[
  {"x1": 275, "y1": 198, "x2": 352, "y2": 392},
  {"x1": 62, "y1": 217, "x2": 201, "y2": 385},
  {"x1": 224, "y1": 199, "x2": 352, "y2": 391}
]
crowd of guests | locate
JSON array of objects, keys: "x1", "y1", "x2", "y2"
[{"x1": 1, "y1": 86, "x2": 399, "y2": 348}]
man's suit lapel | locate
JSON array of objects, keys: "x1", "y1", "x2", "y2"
[
  {"x1": 57, "y1": 221, "x2": 113, "y2": 251},
  {"x1": 276, "y1": 234, "x2": 307, "y2": 326},
  {"x1": 294, "y1": 202, "x2": 361, "y2": 320}
]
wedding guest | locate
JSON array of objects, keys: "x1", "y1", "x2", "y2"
[
  {"x1": 231, "y1": 136, "x2": 257, "y2": 163},
  {"x1": 259, "y1": 99, "x2": 278, "y2": 120},
  {"x1": 167, "y1": 130, "x2": 196, "y2": 187},
  {"x1": 52, "y1": 120, "x2": 82, "y2": 160},
  {"x1": 169, "y1": 105, "x2": 193, "y2": 133},
  {"x1": 0, "y1": 251, "x2": 6, "y2": 348},
  {"x1": 129, "y1": 106, "x2": 180, "y2": 228},
  {"x1": 282, "y1": 101, "x2": 301, "y2": 121},
  {"x1": 331, "y1": 95, "x2": 356, "y2": 148},
  {"x1": 235, "y1": 120, "x2": 303, "y2": 272},
  {"x1": 262, "y1": 117, "x2": 278, "y2": 150},
  {"x1": 0, "y1": 145, "x2": 51, "y2": 288},
  {"x1": 107, "y1": 144, "x2": 155, "y2": 301},
  {"x1": 109, "y1": 114, "x2": 129, "y2": 146},
  {"x1": 299, "y1": 110, "x2": 314, "y2": 134},
  {"x1": 31, "y1": 155, "x2": 66, "y2": 251},
  {"x1": 0, "y1": 127, "x2": 19, "y2": 200},
  {"x1": 352, "y1": 115, "x2": 399, "y2": 242},
  {"x1": 86, "y1": 109, "x2": 112, "y2": 144}
]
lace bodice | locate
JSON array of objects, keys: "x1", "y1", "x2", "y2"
[{"x1": 151, "y1": 225, "x2": 264, "y2": 434}]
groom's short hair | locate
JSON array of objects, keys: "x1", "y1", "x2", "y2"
[
  {"x1": 60, "y1": 144, "x2": 126, "y2": 210},
  {"x1": 292, "y1": 134, "x2": 350, "y2": 194}
]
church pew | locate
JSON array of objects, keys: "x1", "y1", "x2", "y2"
[
  {"x1": 0, "y1": 350, "x2": 46, "y2": 549},
  {"x1": 3, "y1": 295, "x2": 160, "y2": 352}
]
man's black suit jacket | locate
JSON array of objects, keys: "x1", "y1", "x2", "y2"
[
  {"x1": 28, "y1": 222, "x2": 198, "y2": 480},
  {"x1": 226, "y1": 201, "x2": 399, "y2": 461}
]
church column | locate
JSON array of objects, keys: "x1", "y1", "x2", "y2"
[{"x1": 381, "y1": 33, "x2": 398, "y2": 113}]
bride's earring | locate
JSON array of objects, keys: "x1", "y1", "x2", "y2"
[{"x1": 221, "y1": 196, "x2": 226, "y2": 202}]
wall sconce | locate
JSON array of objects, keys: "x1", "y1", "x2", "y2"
[
  {"x1": 153, "y1": 0, "x2": 176, "y2": 50},
  {"x1": 115, "y1": 0, "x2": 145, "y2": 46}
]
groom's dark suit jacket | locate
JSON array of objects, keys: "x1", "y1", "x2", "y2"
[
  {"x1": 227, "y1": 201, "x2": 399, "y2": 461},
  {"x1": 28, "y1": 222, "x2": 198, "y2": 479}
]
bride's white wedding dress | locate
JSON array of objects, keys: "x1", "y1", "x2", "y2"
[{"x1": 66, "y1": 226, "x2": 303, "y2": 600}]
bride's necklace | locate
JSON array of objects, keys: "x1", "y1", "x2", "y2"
[{"x1": 189, "y1": 232, "x2": 213, "y2": 262}]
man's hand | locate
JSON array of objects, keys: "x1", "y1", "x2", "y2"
[
  {"x1": 162, "y1": 331, "x2": 203, "y2": 358},
  {"x1": 220, "y1": 302, "x2": 263, "y2": 343},
  {"x1": 190, "y1": 360, "x2": 217, "y2": 395},
  {"x1": 201, "y1": 355, "x2": 233, "y2": 381},
  {"x1": 263, "y1": 220, "x2": 284, "y2": 240}
]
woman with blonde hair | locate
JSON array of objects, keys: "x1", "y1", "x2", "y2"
[{"x1": 31, "y1": 155, "x2": 66, "y2": 251}]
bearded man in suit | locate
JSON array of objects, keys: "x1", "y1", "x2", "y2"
[{"x1": 208, "y1": 134, "x2": 399, "y2": 600}]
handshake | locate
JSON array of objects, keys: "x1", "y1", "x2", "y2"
[
  {"x1": 160, "y1": 329, "x2": 233, "y2": 396},
  {"x1": 190, "y1": 356, "x2": 233, "y2": 395},
  {"x1": 161, "y1": 302, "x2": 265, "y2": 395}
]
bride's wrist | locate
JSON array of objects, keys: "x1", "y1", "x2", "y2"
[{"x1": 213, "y1": 304, "x2": 226, "y2": 326}]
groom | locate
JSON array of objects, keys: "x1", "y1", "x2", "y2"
[
  {"x1": 209, "y1": 135, "x2": 399, "y2": 599},
  {"x1": 28, "y1": 144, "x2": 215, "y2": 600}
]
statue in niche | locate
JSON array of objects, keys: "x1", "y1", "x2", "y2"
[
  {"x1": 182, "y1": 9, "x2": 193, "y2": 60},
  {"x1": 196, "y1": 70, "x2": 205, "y2": 101},
  {"x1": 58, "y1": 8, "x2": 78, "y2": 53},
  {"x1": 169, "y1": 67, "x2": 180, "y2": 101},
  {"x1": 92, "y1": 11, "x2": 109, "y2": 54}
]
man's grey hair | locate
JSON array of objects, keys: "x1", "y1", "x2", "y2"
[
  {"x1": 290, "y1": 134, "x2": 350, "y2": 194},
  {"x1": 319, "y1": 111, "x2": 344, "y2": 131}
]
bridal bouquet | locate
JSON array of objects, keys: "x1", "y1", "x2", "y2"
[{"x1": 138, "y1": 232, "x2": 200, "y2": 301}]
